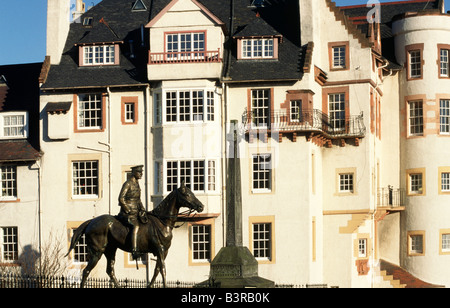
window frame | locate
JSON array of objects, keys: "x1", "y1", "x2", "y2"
[
  {"x1": 80, "y1": 44, "x2": 119, "y2": 66},
  {"x1": 0, "y1": 111, "x2": 28, "y2": 140},
  {"x1": 408, "y1": 100, "x2": 424, "y2": 137},
  {"x1": 328, "y1": 93, "x2": 346, "y2": 131},
  {"x1": 69, "y1": 154, "x2": 102, "y2": 201},
  {"x1": 439, "y1": 229, "x2": 450, "y2": 255},
  {"x1": 162, "y1": 89, "x2": 216, "y2": 124},
  {"x1": 190, "y1": 224, "x2": 212, "y2": 263},
  {"x1": 439, "y1": 99, "x2": 450, "y2": 135},
  {"x1": 0, "y1": 226, "x2": 18, "y2": 263},
  {"x1": 335, "y1": 168, "x2": 357, "y2": 195},
  {"x1": 0, "y1": 165, "x2": 18, "y2": 201},
  {"x1": 405, "y1": 44, "x2": 424, "y2": 81},
  {"x1": 407, "y1": 230, "x2": 425, "y2": 257},
  {"x1": 164, "y1": 158, "x2": 218, "y2": 195},
  {"x1": 165, "y1": 31, "x2": 206, "y2": 61},
  {"x1": 71, "y1": 160, "x2": 100, "y2": 200},
  {"x1": 121, "y1": 96, "x2": 138, "y2": 125},
  {"x1": 249, "y1": 216, "x2": 275, "y2": 264},
  {"x1": 328, "y1": 41, "x2": 350, "y2": 71},
  {"x1": 74, "y1": 93, "x2": 106, "y2": 132},
  {"x1": 250, "y1": 89, "x2": 272, "y2": 129},
  {"x1": 239, "y1": 38, "x2": 276, "y2": 59},
  {"x1": 438, "y1": 44, "x2": 450, "y2": 79},
  {"x1": 406, "y1": 168, "x2": 426, "y2": 196},
  {"x1": 252, "y1": 153, "x2": 272, "y2": 193},
  {"x1": 438, "y1": 167, "x2": 450, "y2": 195}
]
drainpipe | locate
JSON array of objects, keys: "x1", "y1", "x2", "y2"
[
  {"x1": 144, "y1": 84, "x2": 151, "y2": 286},
  {"x1": 106, "y1": 87, "x2": 112, "y2": 215}
]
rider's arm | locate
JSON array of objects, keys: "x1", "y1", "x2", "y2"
[{"x1": 118, "y1": 182, "x2": 131, "y2": 213}]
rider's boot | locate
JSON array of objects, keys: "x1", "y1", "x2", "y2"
[{"x1": 131, "y1": 225, "x2": 140, "y2": 260}]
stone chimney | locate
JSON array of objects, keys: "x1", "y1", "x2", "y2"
[
  {"x1": 46, "y1": 0, "x2": 71, "y2": 65},
  {"x1": 72, "y1": 0, "x2": 86, "y2": 23}
]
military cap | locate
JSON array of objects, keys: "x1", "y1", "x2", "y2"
[{"x1": 131, "y1": 165, "x2": 144, "y2": 172}]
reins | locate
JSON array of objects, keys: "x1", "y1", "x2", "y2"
[{"x1": 149, "y1": 189, "x2": 199, "y2": 228}]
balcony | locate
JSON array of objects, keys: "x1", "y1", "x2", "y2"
[
  {"x1": 375, "y1": 187, "x2": 406, "y2": 220},
  {"x1": 241, "y1": 108, "x2": 366, "y2": 146},
  {"x1": 147, "y1": 50, "x2": 222, "y2": 81},
  {"x1": 377, "y1": 187, "x2": 405, "y2": 208}
]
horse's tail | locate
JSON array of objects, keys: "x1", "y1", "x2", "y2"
[{"x1": 65, "y1": 219, "x2": 92, "y2": 257}]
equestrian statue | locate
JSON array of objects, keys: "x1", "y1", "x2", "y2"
[{"x1": 66, "y1": 165, "x2": 204, "y2": 288}]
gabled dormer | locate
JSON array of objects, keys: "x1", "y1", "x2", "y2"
[
  {"x1": 145, "y1": 0, "x2": 225, "y2": 80},
  {"x1": 234, "y1": 16, "x2": 282, "y2": 60},
  {"x1": 75, "y1": 18, "x2": 123, "y2": 67}
]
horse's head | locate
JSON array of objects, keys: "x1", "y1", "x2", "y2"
[{"x1": 176, "y1": 181, "x2": 204, "y2": 214}]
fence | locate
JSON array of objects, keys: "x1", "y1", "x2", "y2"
[{"x1": 0, "y1": 273, "x2": 330, "y2": 288}]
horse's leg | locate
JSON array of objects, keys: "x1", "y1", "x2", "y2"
[
  {"x1": 148, "y1": 258, "x2": 161, "y2": 288},
  {"x1": 80, "y1": 251, "x2": 102, "y2": 288},
  {"x1": 160, "y1": 248, "x2": 168, "y2": 288},
  {"x1": 148, "y1": 246, "x2": 168, "y2": 288},
  {"x1": 105, "y1": 246, "x2": 120, "y2": 288}
]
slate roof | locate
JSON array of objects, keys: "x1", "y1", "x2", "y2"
[
  {"x1": 339, "y1": 0, "x2": 441, "y2": 69},
  {"x1": 0, "y1": 63, "x2": 42, "y2": 161},
  {"x1": 199, "y1": 0, "x2": 303, "y2": 82},
  {"x1": 43, "y1": 0, "x2": 304, "y2": 88},
  {"x1": 42, "y1": 0, "x2": 155, "y2": 89}
]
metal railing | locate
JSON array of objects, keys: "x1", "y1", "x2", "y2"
[
  {"x1": 148, "y1": 49, "x2": 221, "y2": 64},
  {"x1": 377, "y1": 187, "x2": 405, "y2": 208},
  {"x1": 0, "y1": 273, "x2": 331, "y2": 288},
  {"x1": 242, "y1": 108, "x2": 366, "y2": 139}
]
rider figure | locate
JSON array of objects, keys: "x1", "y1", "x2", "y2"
[{"x1": 118, "y1": 165, "x2": 145, "y2": 260}]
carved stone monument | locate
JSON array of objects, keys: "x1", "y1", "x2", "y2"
[{"x1": 207, "y1": 120, "x2": 274, "y2": 288}]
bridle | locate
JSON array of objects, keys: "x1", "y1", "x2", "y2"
[{"x1": 149, "y1": 189, "x2": 200, "y2": 228}]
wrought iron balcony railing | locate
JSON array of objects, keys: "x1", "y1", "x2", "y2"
[
  {"x1": 241, "y1": 108, "x2": 366, "y2": 139},
  {"x1": 148, "y1": 49, "x2": 222, "y2": 64}
]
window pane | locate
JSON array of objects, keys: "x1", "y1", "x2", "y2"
[
  {"x1": 0, "y1": 166, "x2": 17, "y2": 199},
  {"x1": 72, "y1": 161, "x2": 99, "y2": 197},
  {"x1": 409, "y1": 100, "x2": 423, "y2": 136},
  {"x1": 192, "y1": 225, "x2": 211, "y2": 261},
  {"x1": 253, "y1": 223, "x2": 271, "y2": 260},
  {"x1": 252, "y1": 154, "x2": 271, "y2": 191},
  {"x1": 333, "y1": 46, "x2": 346, "y2": 68},
  {"x1": 329, "y1": 93, "x2": 346, "y2": 130},
  {"x1": 252, "y1": 89, "x2": 270, "y2": 128},
  {"x1": 440, "y1": 99, "x2": 450, "y2": 134},
  {"x1": 409, "y1": 50, "x2": 421, "y2": 78},
  {"x1": 78, "y1": 94, "x2": 102, "y2": 129},
  {"x1": 2, "y1": 227, "x2": 18, "y2": 262},
  {"x1": 441, "y1": 49, "x2": 449, "y2": 77}
]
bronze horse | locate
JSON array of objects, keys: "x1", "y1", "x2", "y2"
[{"x1": 66, "y1": 182, "x2": 204, "y2": 288}]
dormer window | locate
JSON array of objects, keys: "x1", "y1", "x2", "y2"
[
  {"x1": 237, "y1": 37, "x2": 278, "y2": 60},
  {"x1": 83, "y1": 17, "x2": 93, "y2": 27},
  {"x1": 132, "y1": 0, "x2": 147, "y2": 11},
  {"x1": 79, "y1": 44, "x2": 119, "y2": 66},
  {"x1": 0, "y1": 112, "x2": 28, "y2": 139}
]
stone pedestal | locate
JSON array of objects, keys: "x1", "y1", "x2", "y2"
[{"x1": 209, "y1": 246, "x2": 275, "y2": 288}]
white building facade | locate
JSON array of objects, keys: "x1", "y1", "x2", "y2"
[{"x1": 8, "y1": 0, "x2": 446, "y2": 287}]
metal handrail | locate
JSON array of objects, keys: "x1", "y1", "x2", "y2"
[
  {"x1": 377, "y1": 187, "x2": 405, "y2": 207},
  {"x1": 242, "y1": 108, "x2": 366, "y2": 139},
  {"x1": 148, "y1": 49, "x2": 221, "y2": 64}
]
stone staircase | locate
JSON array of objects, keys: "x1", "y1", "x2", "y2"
[{"x1": 373, "y1": 259, "x2": 444, "y2": 288}]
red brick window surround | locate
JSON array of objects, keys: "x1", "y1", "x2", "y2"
[
  {"x1": 73, "y1": 93, "x2": 106, "y2": 133},
  {"x1": 121, "y1": 96, "x2": 138, "y2": 125},
  {"x1": 328, "y1": 41, "x2": 350, "y2": 71}
]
